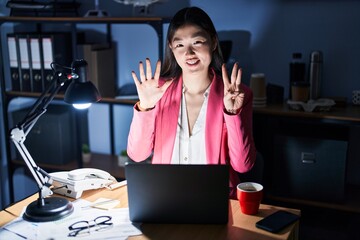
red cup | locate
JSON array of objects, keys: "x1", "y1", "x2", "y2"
[{"x1": 237, "y1": 182, "x2": 263, "y2": 215}]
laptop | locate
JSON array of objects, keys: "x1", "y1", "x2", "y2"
[{"x1": 125, "y1": 163, "x2": 229, "y2": 224}]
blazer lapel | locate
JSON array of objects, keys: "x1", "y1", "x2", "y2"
[
  {"x1": 156, "y1": 77, "x2": 183, "y2": 164},
  {"x1": 206, "y1": 73, "x2": 224, "y2": 164}
]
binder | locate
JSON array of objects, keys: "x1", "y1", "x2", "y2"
[
  {"x1": 29, "y1": 34, "x2": 43, "y2": 92},
  {"x1": 41, "y1": 35, "x2": 53, "y2": 90},
  {"x1": 78, "y1": 43, "x2": 116, "y2": 98},
  {"x1": 17, "y1": 34, "x2": 32, "y2": 92},
  {"x1": 40, "y1": 33, "x2": 72, "y2": 92},
  {"x1": 6, "y1": 34, "x2": 21, "y2": 91}
]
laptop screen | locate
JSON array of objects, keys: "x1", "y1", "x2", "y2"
[{"x1": 125, "y1": 164, "x2": 229, "y2": 224}]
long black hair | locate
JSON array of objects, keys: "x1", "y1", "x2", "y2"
[{"x1": 161, "y1": 7, "x2": 224, "y2": 79}]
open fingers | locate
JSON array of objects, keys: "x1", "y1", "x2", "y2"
[
  {"x1": 235, "y1": 68, "x2": 242, "y2": 92},
  {"x1": 139, "y1": 61, "x2": 146, "y2": 82},
  {"x1": 145, "y1": 58, "x2": 153, "y2": 80},
  {"x1": 230, "y1": 62, "x2": 242, "y2": 92},
  {"x1": 153, "y1": 60, "x2": 161, "y2": 82},
  {"x1": 131, "y1": 71, "x2": 141, "y2": 86},
  {"x1": 231, "y1": 62, "x2": 238, "y2": 85},
  {"x1": 222, "y1": 64, "x2": 230, "y2": 90}
]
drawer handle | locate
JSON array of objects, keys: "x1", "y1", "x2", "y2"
[{"x1": 301, "y1": 152, "x2": 316, "y2": 164}]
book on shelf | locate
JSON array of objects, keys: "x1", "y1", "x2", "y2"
[
  {"x1": 6, "y1": 32, "x2": 73, "y2": 93},
  {"x1": 29, "y1": 34, "x2": 43, "y2": 92},
  {"x1": 77, "y1": 43, "x2": 116, "y2": 98},
  {"x1": 40, "y1": 32, "x2": 73, "y2": 93},
  {"x1": 6, "y1": 33, "x2": 21, "y2": 91},
  {"x1": 17, "y1": 34, "x2": 32, "y2": 92}
]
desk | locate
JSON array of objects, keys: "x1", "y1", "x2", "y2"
[{"x1": 1, "y1": 186, "x2": 300, "y2": 240}]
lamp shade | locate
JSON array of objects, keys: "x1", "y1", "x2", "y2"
[
  {"x1": 64, "y1": 81, "x2": 101, "y2": 104},
  {"x1": 64, "y1": 59, "x2": 101, "y2": 105}
]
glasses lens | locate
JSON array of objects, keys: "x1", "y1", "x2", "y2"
[
  {"x1": 68, "y1": 221, "x2": 90, "y2": 237},
  {"x1": 94, "y1": 216, "x2": 113, "y2": 231},
  {"x1": 68, "y1": 216, "x2": 113, "y2": 237}
]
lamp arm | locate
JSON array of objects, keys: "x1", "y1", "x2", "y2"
[
  {"x1": 18, "y1": 71, "x2": 68, "y2": 130},
  {"x1": 11, "y1": 130, "x2": 53, "y2": 198},
  {"x1": 9, "y1": 71, "x2": 70, "y2": 199}
]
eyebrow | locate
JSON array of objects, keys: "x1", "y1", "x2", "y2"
[{"x1": 172, "y1": 31, "x2": 208, "y2": 42}]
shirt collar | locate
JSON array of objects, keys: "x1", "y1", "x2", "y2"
[{"x1": 182, "y1": 82, "x2": 211, "y2": 98}]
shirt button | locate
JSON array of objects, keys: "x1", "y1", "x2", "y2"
[{"x1": 184, "y1": 157, "x2": 188, "y2": 161}]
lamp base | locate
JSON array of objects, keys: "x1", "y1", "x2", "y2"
[{"x1": 23, "y1": 197, "x2": 74, "y2": 222}]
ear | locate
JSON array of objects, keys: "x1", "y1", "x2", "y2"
[
  {"x1": 213, "y1": 42, "x2": 217, "y2": 52},
  {"x1": 212, "y1": 38, "x2": 218, "y2": 52}
]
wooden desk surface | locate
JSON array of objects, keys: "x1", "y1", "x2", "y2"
[{"x1": 1, "y1": 186, "x2": 300, "y2": 240}]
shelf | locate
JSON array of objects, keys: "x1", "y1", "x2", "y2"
[
  {"x1": 0, "y1": 16, "x2": 170, "y2": 43},
  {"x1": 254, "y1": 103, "x2": 360, "y2": 123},
  {"x1": 0, "y1": 16, "x2": 171, "y2": 24},
  {"x1": 6, "y1": 91, "x2": 138, "y2": 105}
]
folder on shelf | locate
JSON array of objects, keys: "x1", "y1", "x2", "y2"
[
  {"x1": 78, "y1": 43, "x2": 116, "y2": 98},
  {"x1": 41, "y1": 35, "x2": 53, "y2": 90},
  {"x1": 6, "y1": 34, "x2": 21, "y2": 91},
  {"x1": 29, "y1": 34, "x2": 43, "y2": 92},
  {"x1": 17, "y1": 34, "x2": 32, "y2": 92},
  {"x1": 41, "y1": 33, "x2": 72, "y2": 92}
]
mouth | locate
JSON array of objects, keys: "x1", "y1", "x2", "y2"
[{"x1": 186, "y1": 58, "x2": 200, "y2": 65}]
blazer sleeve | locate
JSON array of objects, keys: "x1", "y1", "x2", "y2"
[
  {"x1": 224, "y1": 84, "x2": 256, "y2": 173},
  {"x1": 127, "y1": 105, "x2": 157, "y2": 162}
]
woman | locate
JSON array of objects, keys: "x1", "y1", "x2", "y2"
[{"x1": 127, "y1": 6, "x2": 256, "y2": 198}]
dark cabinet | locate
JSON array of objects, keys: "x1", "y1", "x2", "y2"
[
  {"x1": 273, "y1": 135, "x2": 347, "y2": 202},
  {"x1": 253, "y1": 104, "x2": 360, "y2": 212}
]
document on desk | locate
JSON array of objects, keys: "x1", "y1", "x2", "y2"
[{"x1": 0, "y1": 199, "x2": 142, "y2": 240}]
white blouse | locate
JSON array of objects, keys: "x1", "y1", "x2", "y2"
[{"x1": 171, "y1": 85, "x2": 210, "y2": 165}]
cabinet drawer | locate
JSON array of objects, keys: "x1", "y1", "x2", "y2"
[{"x1": 273, "y1": 135, "x2": 348, "y2": 202}]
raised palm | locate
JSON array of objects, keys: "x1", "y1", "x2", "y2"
[{"x1": 132, "y1": 58, "x2": 173, "y2": 109}]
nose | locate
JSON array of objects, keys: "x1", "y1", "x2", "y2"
[{"x1": 185, "y1": 46, "x2": 195, "y2": 55}]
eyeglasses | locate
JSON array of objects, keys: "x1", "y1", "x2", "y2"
[{"x1": 68, "y1": 215, "x2": 113, "y2": 237}]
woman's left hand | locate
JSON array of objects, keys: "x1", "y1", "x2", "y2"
[{"x1": 222, "y1": 62, "x2": 245, "y2": 114}]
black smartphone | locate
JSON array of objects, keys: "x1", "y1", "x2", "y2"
[{"x1": 255, "y1": 210, "x2": 300, "y2": 233}]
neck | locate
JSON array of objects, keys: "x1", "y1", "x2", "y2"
[{"x1": 182, "y1": 71, "x2": 212, "y2": 95}]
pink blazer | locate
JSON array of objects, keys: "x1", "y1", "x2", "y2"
[{"x1": 127, "y1": 71, "x2": 256, "y2": 198}]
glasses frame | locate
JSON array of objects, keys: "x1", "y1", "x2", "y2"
[{"x1": 68, "y1": 215, "x2": 113, "y2": 237}]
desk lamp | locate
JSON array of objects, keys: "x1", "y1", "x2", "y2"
[{"x1": 10, "y1": 59, "x2": 101, "y2": 222}]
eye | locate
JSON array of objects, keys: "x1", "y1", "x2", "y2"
[
  {"x1": 193, "y1": 39, "x2": 207, "y2": 46},
  {"x1": 174, "y1": 43, "x2": 183, "y2": 48}
]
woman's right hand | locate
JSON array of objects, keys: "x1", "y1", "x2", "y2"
[{"x1": 131, "y1": 58, "x2": 173, "y2": 109}]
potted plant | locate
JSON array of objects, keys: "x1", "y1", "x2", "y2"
[
  {"x1": 118, "y1": 150, "x2": 128, "y2": 166},
  {"x1": 82, "y1": 143, "x2": 91, "y2": 163}
]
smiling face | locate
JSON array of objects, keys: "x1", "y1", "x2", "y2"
[{"x1": 169, "y1": 24, "x2": 215, "y2": 76}]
